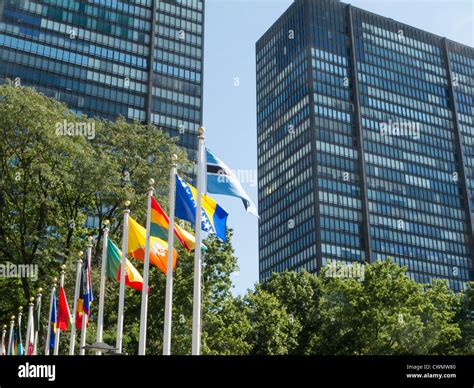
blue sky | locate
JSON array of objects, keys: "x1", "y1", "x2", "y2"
[{"x1": 202, "y1": 0, "x2": 474, "y2": 296}]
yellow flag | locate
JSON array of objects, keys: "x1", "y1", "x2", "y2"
[{"x1": 127, "y1": 216, "x2": 177, "y2": 275}]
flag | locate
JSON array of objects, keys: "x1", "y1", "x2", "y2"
[
  {"x1": 57, "y1": 286, "x2": 72, "y2": 331},
  {"x1": 11, "y1": 328, "x2": 16, "y2": 356},
  {"x1": 26, "y1": 307, "x2": 35, "y2": 355},
  {"x1": 206, "y1": 148, "x2": 258, "y2": 216},
  {"x1": 150, "y1": 196, "x2": 204, "y2": 251},
  {"x1": 128, "y1": 216, "x2": 177, "y2": 275},
  {"x1": 76, "y1": 251, "x2": 93, "y2": 330},
  {"x1": 1, "y1": 329, "x2": 5, "y2": 355},
  {"x1": 106, "y1": 237, "x2": 144, "y2": 291},
  {"x1": 175, "y1": 174, "x2": 228, "y2": 241},
  {"x1": 49, "y1": 291, "x2": 57, "y2": 350},
  {"x1": 17, "y1": 317, "x2": 23, "y2": 356}
]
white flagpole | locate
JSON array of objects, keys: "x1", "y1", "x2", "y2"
[
  {"x1": 44, "y1": 279, "x2": 57, "y2": 356},
  {"x1": 17, "y1": 306, "x2": 23, "y2": 354},
  {"x1": 69, "y1": 252, "x2": 83, "y2": 355},
  {"x1": 26, "y1": 298, "x2": 35, "y2": 355},
  {"x1": 1, "y1": 324, "x2": 6, "y2": 355},
  {"x1": 96, "y1": 219, "x2": 110, "y2": 355},
  {"x1": 116, "y1": 201, "x2": 130, "y2": 354},
  {"x1": 7, "y1": 316, "x2": 14, "y2": 355},
  {"x1": 163, "y1": 155, "x2": 178, "y2": 355},
  {"x1": 192, "y1": 126, "x2": 205, "y2": 355},
  {"x1": 25, "y1": 299, "x2": 32, "y2": 353},
  {"x1": 80, "y1": 237, "x2": 93, "y2": 355},
  {"x1": 54, "y1": 265, "x2": 66, "y2": 355},
  {"x1": 138, "y1": 179, "x2": 155, "y2": 355},
  {"x1": 33, "y1": 288, "x2": 42, "y2": 355}
]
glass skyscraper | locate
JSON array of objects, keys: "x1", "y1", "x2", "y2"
[
  {"x1": 0, "y1": 0, "x2": 204, "y2": 156},
  {"x1": 256, "y1": 0, "x2": 473, "y2": 291}
]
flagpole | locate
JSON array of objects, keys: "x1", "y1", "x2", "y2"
[
  {"x1": 192, "y1": 126, "x2": 205, "y2": 355},
  {"x1": 116, "y1": 200, "x2": 130, "y2": 354},
  {"x1": 1, "y1": 325, "x2": 6, "y2": 355},
  {"x1": 96, "y1": 219, "x2": 110, "y2": 355},
  {"x1": 69, "y1": 252, "x2": 83, "y2": 355},
  {"x1": 138, "y1": 179, "x2": 155, "y2": 355},
  {"x1": 17, "y1": 306, "x2": 23, "y2": 355},
  {"x1": 7, "y1": 316, "x2": 14, "y2": 355},
  {"x1": 33, "y1": 288, "x2": 42, "y2": 355},
  {"x1": 163, "y1": 155, "x2": 178, "y2": 355},
  {"x1": 80, "y1": 236, "x2": 93, "y2": 355},
  {"x1": 26, "y1": 298, "x2": 35, "y2": 355},
  {"x1": 54, "y1": 265, "x2": 66, "y2": 355},
  {"x1": 25, "y1": 299, "x2": 32, "y2": 353},
  {"x1": 44, "y1": 279, "x2": 57, "y2": 356}
]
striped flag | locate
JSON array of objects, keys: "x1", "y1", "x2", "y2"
[{"x1": 76, "y1": 250, "x2": 93, "y2": 330}]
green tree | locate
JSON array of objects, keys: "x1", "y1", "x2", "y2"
[
  {"x1": 0, "y1": 83, "x2": 186, "y2": 330},
  {"x1": 309, "y1": 259, "x2": 462, "y2": 355}
]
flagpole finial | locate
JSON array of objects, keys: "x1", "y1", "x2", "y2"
[
  {"x1": 10, "y1": 316, "x2": 15, "y2": 322},
  {"x1": 148, "y1": 178, "x2": 155, "y2": 186},
  {"x1": 61, "y1": 264, "x2": 66, "y2": 272},
  {"x1": 37, "y1": 287, "x2": 43, "y2": 294},
  {"x1": 171, "y1": 154, "x2": 178, "y2": 164},
  {"x1": 18, "y1": 306, "x2": 23, "y2": 314},
  {"x1": 198, "y1": 126, "x2": 205, "y2": 136},
  {"x1": 53, "y1": 277, "x2": 58, "y2": 285},
  {"x1": 103, "y1": 219, "x2": 110, "y2": 226},
  {"x1": 124, "y1": 200, "x2": 131, "y2": 208},
  {"x1": 87, "y1": 235, "x2": 93, "y2": 246},
  {"x1": 29, "y1": 297, "x2": 35, "y2": 305},
  {"x1": 2, "y1": 325, "x2": 6, "y2": 330}
]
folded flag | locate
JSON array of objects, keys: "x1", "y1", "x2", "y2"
[
  {"x1": 128, "y1": 216, "x2": 177, "y2": 275},
  {"x1": 106, "y1": 237, "x2": 144, "y2": 292},
  {"x1": 76, "y1": 251, "x2": 93, "y2": 330},
  {"x1": 49, "y1": 291, "x2": 57, "y2": 350},
  {"x1": 16, "y1": 316, "x2": 23, "y2": 356},
  {"x1": 150, "y1": 196, "x2": 205, "y2": 251},
  {"x1": 1, "y1": 329, "x2": 5, "y2": 355},
  {"x1": 175, "y1": 174, "x2": 228, "y2": 241},
  {"x1": 57, "y1": 286, "x2": 72, "y2": 331},
  {"x1": 206, "y1": 148, "x2": 258, "y2": 217}
]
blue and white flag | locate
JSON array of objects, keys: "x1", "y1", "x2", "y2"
[{"x1": 206, "y1": 148, "x2": 258, "y2": 217}]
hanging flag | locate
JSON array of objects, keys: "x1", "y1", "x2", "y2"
[
  {"x1": 10, "y1": 328, "x2": 16, "y2": 356},
  {"x1": 175, "y1": 174, "x2": 228, "y2": 241},
  {"x1": 206, "y1": 148, "x2": 258, "y2": 216},
  {"x1": 1, "y1": 328, "x2": 6, "y2": 356},
  {"x1": 76, "y1": 251, "x2": 93, "y2": 330},
  {"x1": 17, "y1": 316, "x2": 23, "y2": 356},
  {"x1": 57, "y1": 286, "x2": 72, "y2": 331},
  {"x1": 106, "y1": 237, "x2": 144, "y2": 291},
  {"x1": 49, "y1": 292, "x2": 57, "y2": 351},
  {"x1": 128, "y1": 216, "x2": 177, "y2": 275},
  {"x1": 150, "y1": 196, "x2": 205, "y2": 251},
  {"x1": 26, "y1": 305, "x2": 35, "y2": 355}
]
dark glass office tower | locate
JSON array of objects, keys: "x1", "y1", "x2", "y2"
[
  {"x1": 256, "y1": 0, "x2": 474, "y2": 291},
  {"x1": 0, "y1": 0, "x2": 204, "y2": 156}
]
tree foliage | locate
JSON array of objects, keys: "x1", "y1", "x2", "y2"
[{"x1": 0, "y1": 85, "x2": 472, "y2": 356}]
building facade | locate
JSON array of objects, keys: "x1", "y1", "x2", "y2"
[
  {"x1": 0, "y1": 0, "x2": 204, "y2": 156},
  {"x1": 256, "y1": 0, "x2": 474, "y2": 290}
]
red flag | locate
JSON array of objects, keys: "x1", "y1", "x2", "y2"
[{"x1": 57, "y1": 286, "x2": 72, "y2": 331}]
